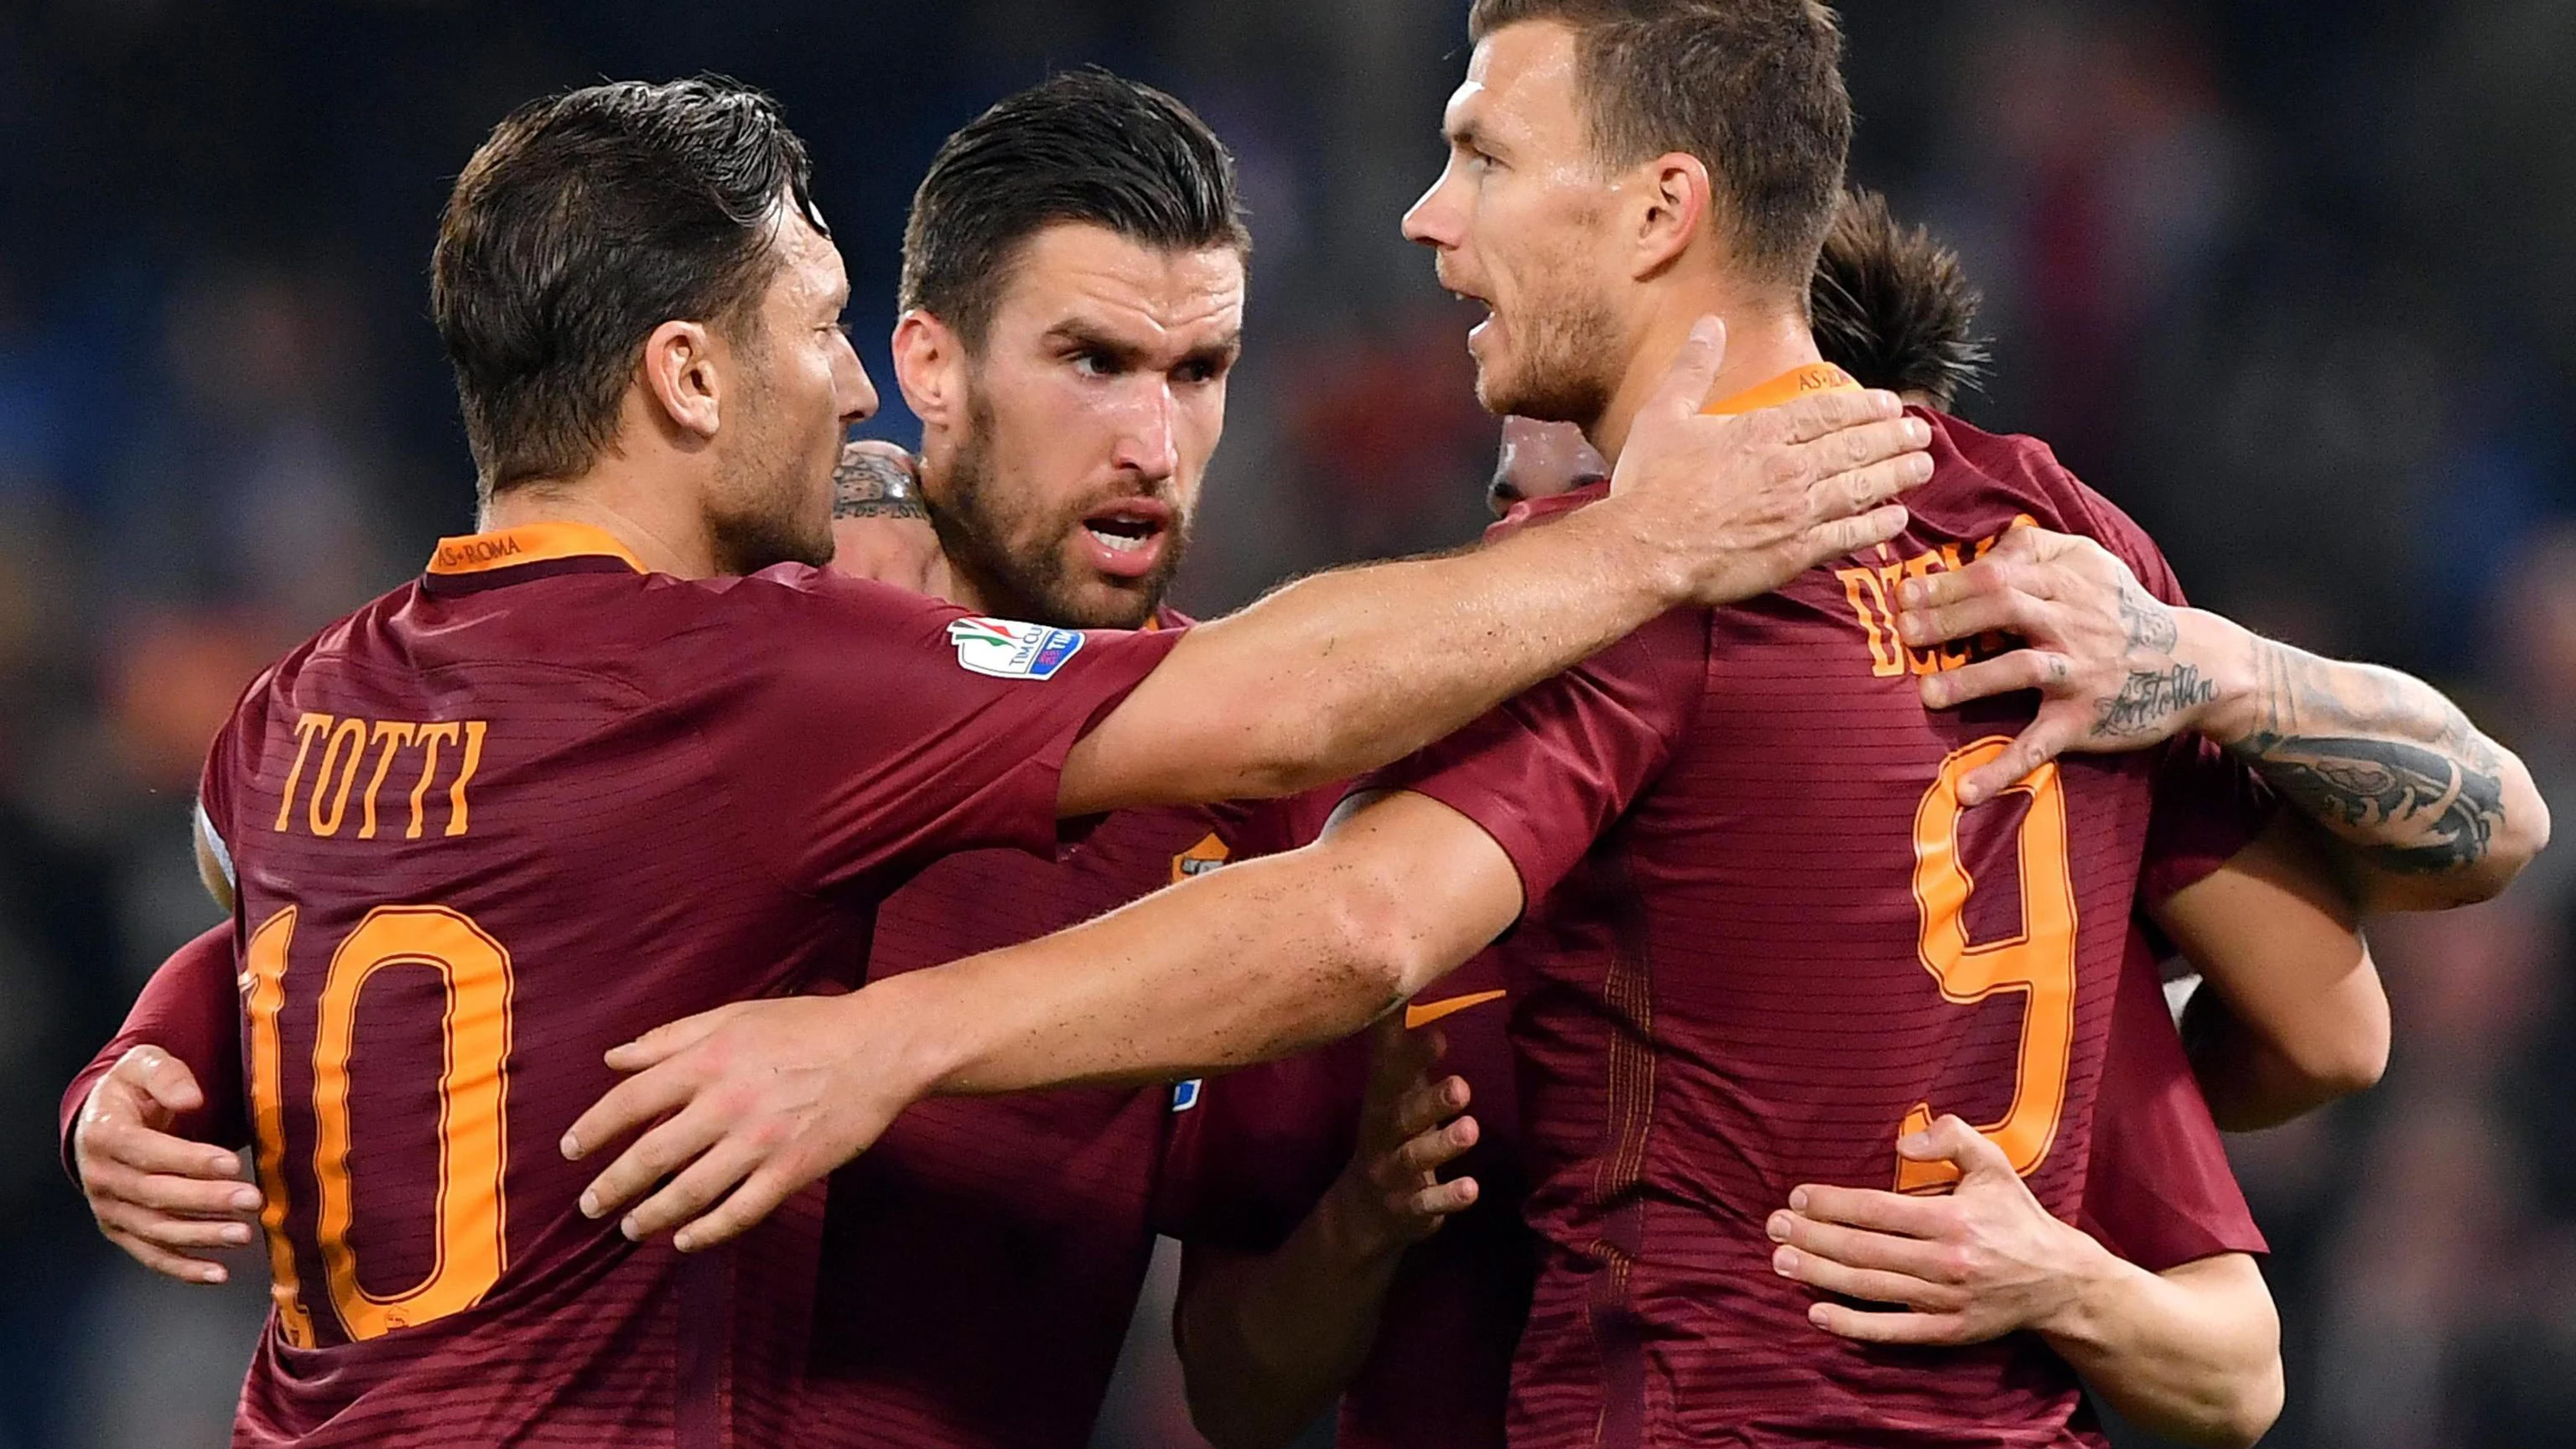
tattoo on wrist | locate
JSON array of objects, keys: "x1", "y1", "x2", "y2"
[
  {"x1": 2092, "y1": 665, "x2": 2215, "y2": 738},
  {"x1": 833, "y1": 449, "x2": 927, "y2": 521},
  {"x1": 2230, "y1": 639, "x2": 2509, "y2": 874}
]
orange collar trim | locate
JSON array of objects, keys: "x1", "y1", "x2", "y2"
[
  {"x1": 1701, "y1": 362, "x2": 1861, "y2": 417},
  {"x1": 427, "y1": 522, "x2": 647, "y2": 577}
]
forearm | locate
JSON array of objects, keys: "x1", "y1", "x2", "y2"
[
  {"x1": 1068, "y1": 501, "x2": 1681, "y2": 811},
  {"x1": 2179, "y1": 984, "x2": 2360, "y2": 1132},
  {"x1": 880, "y1": 802, "x2": 1517, "y2": 1097},
  {"x1": 1177, "y1": 1195, "x2": 1409, "y2": 1449},
  {"x1": 2041, "y1": 1250, "x2": 2283, "y2": 1449},
  {"x1": 2153, "y1": 816, "x2": 2388, "y2": 1130},
  {"x1": 2182, "y1": 610, "x2": 2548, "y2": 907}
]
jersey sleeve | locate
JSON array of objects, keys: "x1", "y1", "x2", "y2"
[
  {"x1": 2080, "y1": 932, "x2": 2266, "y2": 1269},
  {"x1": 60, "y1": 923, "x2": 248, "y2": 1181},
  {"x1": 704, "y1": 571, "x2": 1187, "y2": 896},
  {"x1": 1357, "y1": 605, "x2": 1708, "y2": 910}
]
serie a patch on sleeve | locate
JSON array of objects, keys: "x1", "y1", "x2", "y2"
[{"x1": 947, "y1": 616, "x2": 1086, "y2": 680}]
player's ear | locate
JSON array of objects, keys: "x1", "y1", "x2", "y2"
[
  {"x1": 891, "y1": 309, "x2": 966, "y2": 433},
  {"x1": 639, "y1": 319, "x2": 723, "y2": 442},
  {"x1": 1629, "y1": 152, "x2": 1714, "y2": 282}
]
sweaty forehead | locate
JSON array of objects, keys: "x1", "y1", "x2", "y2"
[
  {"x1": 995, "y1": 222, "x2": 1244, "y2": 349},
  {"x1": 1456, "y1": 21, "x2": 1587, "y2": 148}
]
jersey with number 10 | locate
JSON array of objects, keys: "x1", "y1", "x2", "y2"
[
  {"x1": 194, "y1": 523, "x2": 1179, "y2": 1447},
  {"x1": 1363, "y1": 412, "x2": 2265, "y2": 1448}
]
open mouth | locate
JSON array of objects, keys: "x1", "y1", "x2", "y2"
[
  {"x1": 1078, "y1": 496, "x2": 1175, "y2": 578},
  {"x1": 1083, "y1": 512, "x2": 1161, "y2": 555}
]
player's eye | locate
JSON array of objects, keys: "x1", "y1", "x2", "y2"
[
  {"x1": 1173, "y1": 356, "x2": 1228, "y2": 386},
  {"x1": 1071, "y1": 349, "x2": 1122, "y2": 378}
]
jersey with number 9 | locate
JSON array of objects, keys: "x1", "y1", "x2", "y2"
[{"x1": 1359, "y1": 412, "x2": 2273, "y2": 1449}]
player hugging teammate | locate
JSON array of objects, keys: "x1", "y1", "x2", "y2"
[{"x1": 64, "y1": 4, "x2": 2547, "y2": 1449}]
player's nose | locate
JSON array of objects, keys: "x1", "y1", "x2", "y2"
[
  {"x1": 836, "y1": 348, "x2": 879, "y2": 426},
  {"x1": 1113, "y1": 384, "x2": 1179, "y2": 481},
  {"x1": 1401, "y1": 170, "x2": 1460, "y2": 249}
]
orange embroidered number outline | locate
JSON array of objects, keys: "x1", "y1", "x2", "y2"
[
  {"x1": 246, "y1": 905, "x2": 515, "y2": 1341},
  {"x1": 1898, "y1": 738, "x2": 2079, "y2": 1192}
]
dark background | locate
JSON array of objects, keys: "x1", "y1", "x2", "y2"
[{"x1": 3, "y1": 2, "x2": 2571, "y2": 1445}]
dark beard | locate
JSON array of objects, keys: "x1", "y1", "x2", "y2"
[
  {"x1": 927, "y1": 386, "x2": 1185, "y2": 631},
  {"x1": 708, "y1": 506, "x2": 832, "y2": 575},
  {"x1": 1479, "y1": 287, "x2": 1621, "y2": 432}
]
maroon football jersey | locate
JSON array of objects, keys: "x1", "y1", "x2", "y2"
[
  {"x1": 1158, "y1": 958, "x2": 1530, "y2": 1449},
  {"x1": 193, "y1": 522, "x2": 1179, "y2": 1447},
  {"x1": 797, "y1": 609, "x2": 1269, "y2": 1449},
  {"x1": 1164, "y1": 795, "x2": 2266, "y2": 1449},
  {"x1": 1361, "y1": 412, "x2": 2262, "y2": 1448}
]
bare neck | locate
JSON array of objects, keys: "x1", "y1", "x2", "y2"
[
  {"x1": 479, "y1": 459, "x2": 722, "y2": 579},
  {"x1": 1589, "y1": 290, "x2": 1821, "y2": 464}
]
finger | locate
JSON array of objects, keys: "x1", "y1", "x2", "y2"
[
  {"x1": 576, "y1": 1093, "x2": 728, "y2": 1218},
  {"x1": 1648, "y1": 315, "x2": 1728, "y2": 417},
  {"x1": 1788, "y1": 503, "x2": 1912, "y2": 568},
  {"x1": 1784, "y1": 1182, "x2": 1953, "y2": 1237},
  {"x1": 1405, "y1": 1175, "x2": 1480, "y2": 1221},
  {"x1": 615, "y1": 1131, "x2": 769, "y2": 1244},
  {"x1": 602, "y1": 1005, "x2": 750, "y2": 1074},
  {"x1": 1770, "y1": 1214, "x2": 1956, "y2": 1279},
  {"x1": 94, "y1": 1165, "x2": 264, "y2": 1219},
  {"x1": 1754, "y1": 385, "x2": 1908, "y2": 445},
  {"x1": 1392, "y1": 1074, "x2": 1472, "y2": 1141},
  {"x1": 1918, "y1": 650, "x2": 2070, "y2": 711},
  {"x1": 95, "y1": 1201, "x2": 257, "y2": 1251},
  {"x1": 84, "y1": 1120, "x2": 247, "y2": 1182},
  {"x1": 119, "y1": 1047, "x2": 207, "y2": 1117},
  {"x1": 1957, "y1": 713, "x2": 2081, "y2": 806},
  {"x1": 672, "y1": 1158, "x2": 816, "y2": 1253},
  {"x1": 1807, "y1": 1300, "x2": 1973, "y2": 1347},
  {"x1": 1772, "y1": 1245, "x2": 1963, "y2": 1312},
  {"x1": 1784, "y1": 418, "x2": 1935, "y2": 506},
  {"x1": 1899, "y1": 1114, "x2": 2019, "y2": 1180},
  {"x1": 101, "y1": 1228, "x2": 231, "y2": 1285},
  {"x1": 562, "y1": 1059, "x2": 703, "y2": 1162},
  {"x1": 1896, "y1": 589, "x2": 2036, "y2": 657},
  {"x1": 1395, "y1": 1113, "x2": 1480, "y2": 1176}
]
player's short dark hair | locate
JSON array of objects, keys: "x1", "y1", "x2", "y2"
[
  {"x1": 1467, "y1": 0, "x2": 1851, "y2": 288},
  {"x1": 432, "y1": 76, "x2": 818, "y2": 496},
  {"x1": 1809, "y1": 187, "x2": 1989, "y2": 411},
  {"x1": 899, "y1": 67, "x2": 1249, "y2": 352}
]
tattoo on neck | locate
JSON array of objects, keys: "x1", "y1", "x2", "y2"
[
  {"x1": 2094, "y1": 665, "x2": 2215, "y2": 737},
  {"x1": 833, "y1": 450, "x2": 928, "y2": 521}
]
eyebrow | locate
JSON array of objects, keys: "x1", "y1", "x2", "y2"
[
  {"x1": 1044, "y1": 320, "x2": 1243, "y2": 371},
  {"x1": 1446, "y1": 117, "x2": 1496, "y2": 153}
]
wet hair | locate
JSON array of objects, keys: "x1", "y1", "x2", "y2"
[
  {"x1": 432, "y1": 75, "x2": 818, "y2": 495},
  {"x1": 1809, "y1": 187, "x2": 1990, "y2": 410},
  {"x1": 900, "y1": 66, "x2": 1249, "y2": 351}
]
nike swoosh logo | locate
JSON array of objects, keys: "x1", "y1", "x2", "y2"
[{"x1": 1405, "y1": 989, "x2": 1506, "y2": 1030}]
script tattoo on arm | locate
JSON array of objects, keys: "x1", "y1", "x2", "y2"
[
  {"x1": 832, "y1": 446, "x2": 929, "y2": 522},
  {"x1": 2225, "y1": 640, "x2": 2509, "y2": 875}
]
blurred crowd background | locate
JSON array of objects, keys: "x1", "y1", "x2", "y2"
[{"x1": 2, "y1": 1, "x2": 2570, "y2": 1446}]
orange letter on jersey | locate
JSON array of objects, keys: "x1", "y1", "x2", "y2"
[{"x1": 274, "y1": 714, "x2": 333, "y2": 834}]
